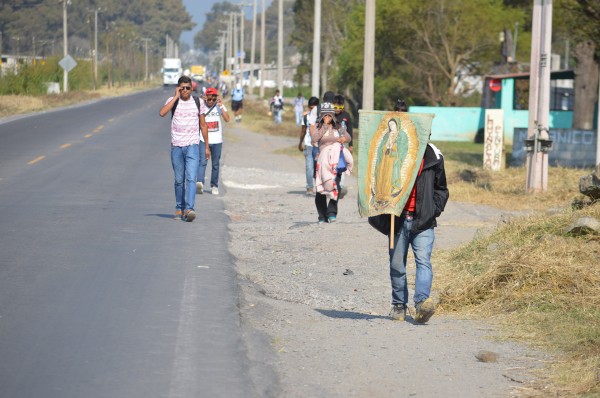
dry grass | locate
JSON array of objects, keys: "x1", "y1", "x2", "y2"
[
  {"x1": 432, "y1": 141, "x2": 594, "y2": 212},
  {"x1": 240, "y1": 97, "x2": 300, "y2": 139},
  {"x1": 0, "y1": 81, "x2": 158, "y2": 119},
  {"x1": 436, "y1": 204, "x2": 600, "y2": 396},
  {"x1": 408, "y1": 142, "x2": 600, "y2": 396}
]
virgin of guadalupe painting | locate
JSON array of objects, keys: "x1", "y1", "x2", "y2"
[{"x1": 357, "y1": 111, "x2": 434, "y2": 217}]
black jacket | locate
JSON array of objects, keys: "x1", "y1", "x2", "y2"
[
  {"x1": 335, "y1": 111, "x2": 353, "y2": 147},
  {"x1": 368, "y1": 143, "x2": 449, "y2": 235}
]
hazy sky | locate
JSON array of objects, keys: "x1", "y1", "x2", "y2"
[{"x1": 181, "y1": 0, "x2": 273, "y2": 47}]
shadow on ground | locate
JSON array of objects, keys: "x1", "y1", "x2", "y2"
[{"x1": 316, "y1": 309, "x2": 389, "y2": 320}]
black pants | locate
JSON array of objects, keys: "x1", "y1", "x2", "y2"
[{"x1": 315, "y1": 173, "x2": 342, "y2": 221}]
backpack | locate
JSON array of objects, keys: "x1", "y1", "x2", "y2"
[{"x1": 171, "y1": 96, "x2": 201, "y2": 119}]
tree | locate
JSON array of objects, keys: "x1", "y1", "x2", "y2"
[
  {"x1": 0, "y1": 0, "x2": 194, "y2": 57},
  {"x1": 291, "y1": 0, "x2": 362, "y2": 92},
  {"x1": 193, "y1": 1, "x2": 238, "y2": 53},
  {"x1": 334, "y1": 1, "x2": 525, "y2": 109},
  {"x1": 555, "y1": 0, "x2": 600, "y2": 130}
]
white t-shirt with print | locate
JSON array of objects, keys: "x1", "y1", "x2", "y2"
[
  {"x1": 201, "y1": 103, "x2": 228, "y2": 144},
  {"x1": 301, "y1": 112, "x2": 314, "y2": 147},
  {"x1": 165, "y1": 96, "x2": 207, "y2": 147},
  {"x1": 307, "y1": 106, "x2": 319, "y2": 145}
]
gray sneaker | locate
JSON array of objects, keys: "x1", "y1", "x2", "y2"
[
  {"x1": 389, "y1": 304, "x2": 406, "y2": 321},
  {"x1": 183, "y1": 209, "x2": 196, "y2": 222},
  {"x1": 196, "y1": 182, "x2": 203, "y2": 194},
  {"x1": 414, "y1": 297, "x2": 435, "y2": 324}
]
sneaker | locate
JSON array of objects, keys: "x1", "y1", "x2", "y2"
[
  {"x1": 183, "y1": 209, "x2": 196, "y2": 222},
  {"x1": 196, "y1": 181, "x2": 203, "y2": 194},
  {"x1": 174, "y1": 210, "x2": 183, "y2": 220},
  {"x1": 389, "y1": 304, "x2": 407, "y2": 321},
  {"x1": 328, "y1": 216, "x2": 336, "y2": 223},
  {"x1": 212, "y1": 186, "x2": 219, "y2": 195},
  {"x1": 306, "y1": 188, "x2": 314, "y2": 195},
  {"x1": 318, "y1": 218, "x2": 326, "y2": 224},
  {"x1": 414, "y1": 297, "x2": 436, "y2": 324}
]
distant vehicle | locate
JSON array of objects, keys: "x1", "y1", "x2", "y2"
[
  {"x1": 190, "y1": 65, "x2": 204, "y2": 80},
  {"x1": 162, "y1": 58, "x2": 182, "y2": 86}
]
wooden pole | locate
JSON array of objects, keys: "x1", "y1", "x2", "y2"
[{"x1": 362, "y1": 0, "x2": 375, "y2": 110}]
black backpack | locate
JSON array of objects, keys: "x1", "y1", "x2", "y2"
[{"x1": 171, "y1": 96, "x2": 201, "y2": 119}]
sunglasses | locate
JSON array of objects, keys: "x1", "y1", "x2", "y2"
[
  {"x1": 334, "y1": 105, "x2": 344, "y2": 110},
  {"x1": 180, "y1": 86, "x2": 192, "y2": 91},
  {"x1": 206, "y1": 95, "x2": 217, "y2": 100}
]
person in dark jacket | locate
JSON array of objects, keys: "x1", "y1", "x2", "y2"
[{"x1": 369, "y1": 104, "x2": 449, "y2": 323}]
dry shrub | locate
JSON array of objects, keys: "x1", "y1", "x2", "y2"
[
  {"x1": 0, "y1": 82, "x2": 155, "y2": 119},
  {"x1": 436, "y1": 141, "x2": 594, "y2": 212},
  {"x1": 437, "y1": 204, "x2": 600, "y2": 396},
  {"x1": 445, "y1": 164, "x2": 591, "y2": 212},
  {"x1": 241, "y1": 98, "x2": 299, "y2": 138}
]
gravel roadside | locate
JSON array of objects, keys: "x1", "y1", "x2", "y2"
[{"x1": 215, "y1": 125, "x2": 547, "y2": 397}]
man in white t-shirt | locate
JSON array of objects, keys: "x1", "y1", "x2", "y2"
[
  {"x1": 159, "y1": 76, "x2": 210, "y2": 222},
  {"x1": 298, "y1": 96, "x2": 319, "y2": 194},
  {"x1": 197, "y1": 87, "x2": 230, "y2": 196}
]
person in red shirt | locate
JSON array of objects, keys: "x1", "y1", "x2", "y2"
[{"x1": 369, "y1": 99, "x2": 449, "y2": 323}]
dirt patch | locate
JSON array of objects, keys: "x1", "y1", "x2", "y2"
[{"x1": 218, "y1": 125, "x2": 549, "y2": 397}]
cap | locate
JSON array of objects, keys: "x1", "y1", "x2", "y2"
[
  {"x1": 205, "y1": 87, "x2": 218, "y2": 95},
  {"x1": 317, "y1": 102, "x2": 337, "y2": 125},
  {"x1": 320, "y1": 102, "x2": 335, "y2": 116}
]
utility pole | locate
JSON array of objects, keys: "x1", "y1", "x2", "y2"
[
  {"x1": 218, "y1": 30, "x2": 227, "y2": 73},
  {"x1": 240, "y1": 9, "x2": 245, "y2": 84},
  {"x1": 596, "y1": 65, "x2": 600, "y2": 166},
  {"x1": 94, "y1": 8, "x2": 99, "y2": 89},
  {"x1": 249, "y1": 0, "x2": 257, "y2": 94},
  {"x1": 525, "y1": 0, "x2": 553, "y2": 192},
  {"x1": 259, "y1": 0, "x2": 266, "y2": 97},
  {"x1": 277, "y1": 0, "x2": 283, "y2": 94},
  {"x1": 237, "y1": 3, "x2": 254, "y2": 85},
  {"x1": 63, "y1": 0, "x2": 68, "y2": 93},
  {"x1": 362, "y1": 0, "x2": 375, "y2": 110},
  {"x1": 311, "y1": 0, "x2": 321, "y2": 97},
  {"x1": 142, "y1": 38, "x2": 150, "y2": 81},
  {"x1": 233, "y1": 13, "x2": 239, "y2": 81},
  {"x1": 228, "y1": 14, "x2": 234, "y2": 73}
]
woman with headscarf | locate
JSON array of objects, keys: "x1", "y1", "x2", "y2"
[{"x1": 309, "y1": 102, "x2": 353, "y2": 223}]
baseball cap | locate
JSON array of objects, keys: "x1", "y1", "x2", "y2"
[{"x1": 205, "y1": 87, "x2": 218, "y2": 95}]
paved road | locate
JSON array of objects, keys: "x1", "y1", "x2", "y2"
[{"x1": 0, "y1": 89, "x2": 274, "y2": 398}]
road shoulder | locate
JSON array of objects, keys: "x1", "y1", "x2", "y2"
[{"x1": 222, "y1": 125, "x2": 547, "y2": 397}]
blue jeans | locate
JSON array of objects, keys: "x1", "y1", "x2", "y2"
[
  {"x1": 197, "y1": 142, "x2": 222, "y2": 188},
  {"x1": 303, "y1": 145, "x2": 314, "y2": 189},
  {"x1": 171, "y1": 144, "x2": 199, "y2": 211},
  {"x1": 295, "y1": 110, "x2": 303, "y2": 126},
  {"x1": 273, "y1": 108, "x2": 282, "y2": 124},
  {"x1": 389, "y1": 215, "x2": 435, "y2": 306}
]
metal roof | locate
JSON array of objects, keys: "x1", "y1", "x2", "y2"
[{"x1": 485, "y1": 69, "x2": 575, "y2": 80}]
